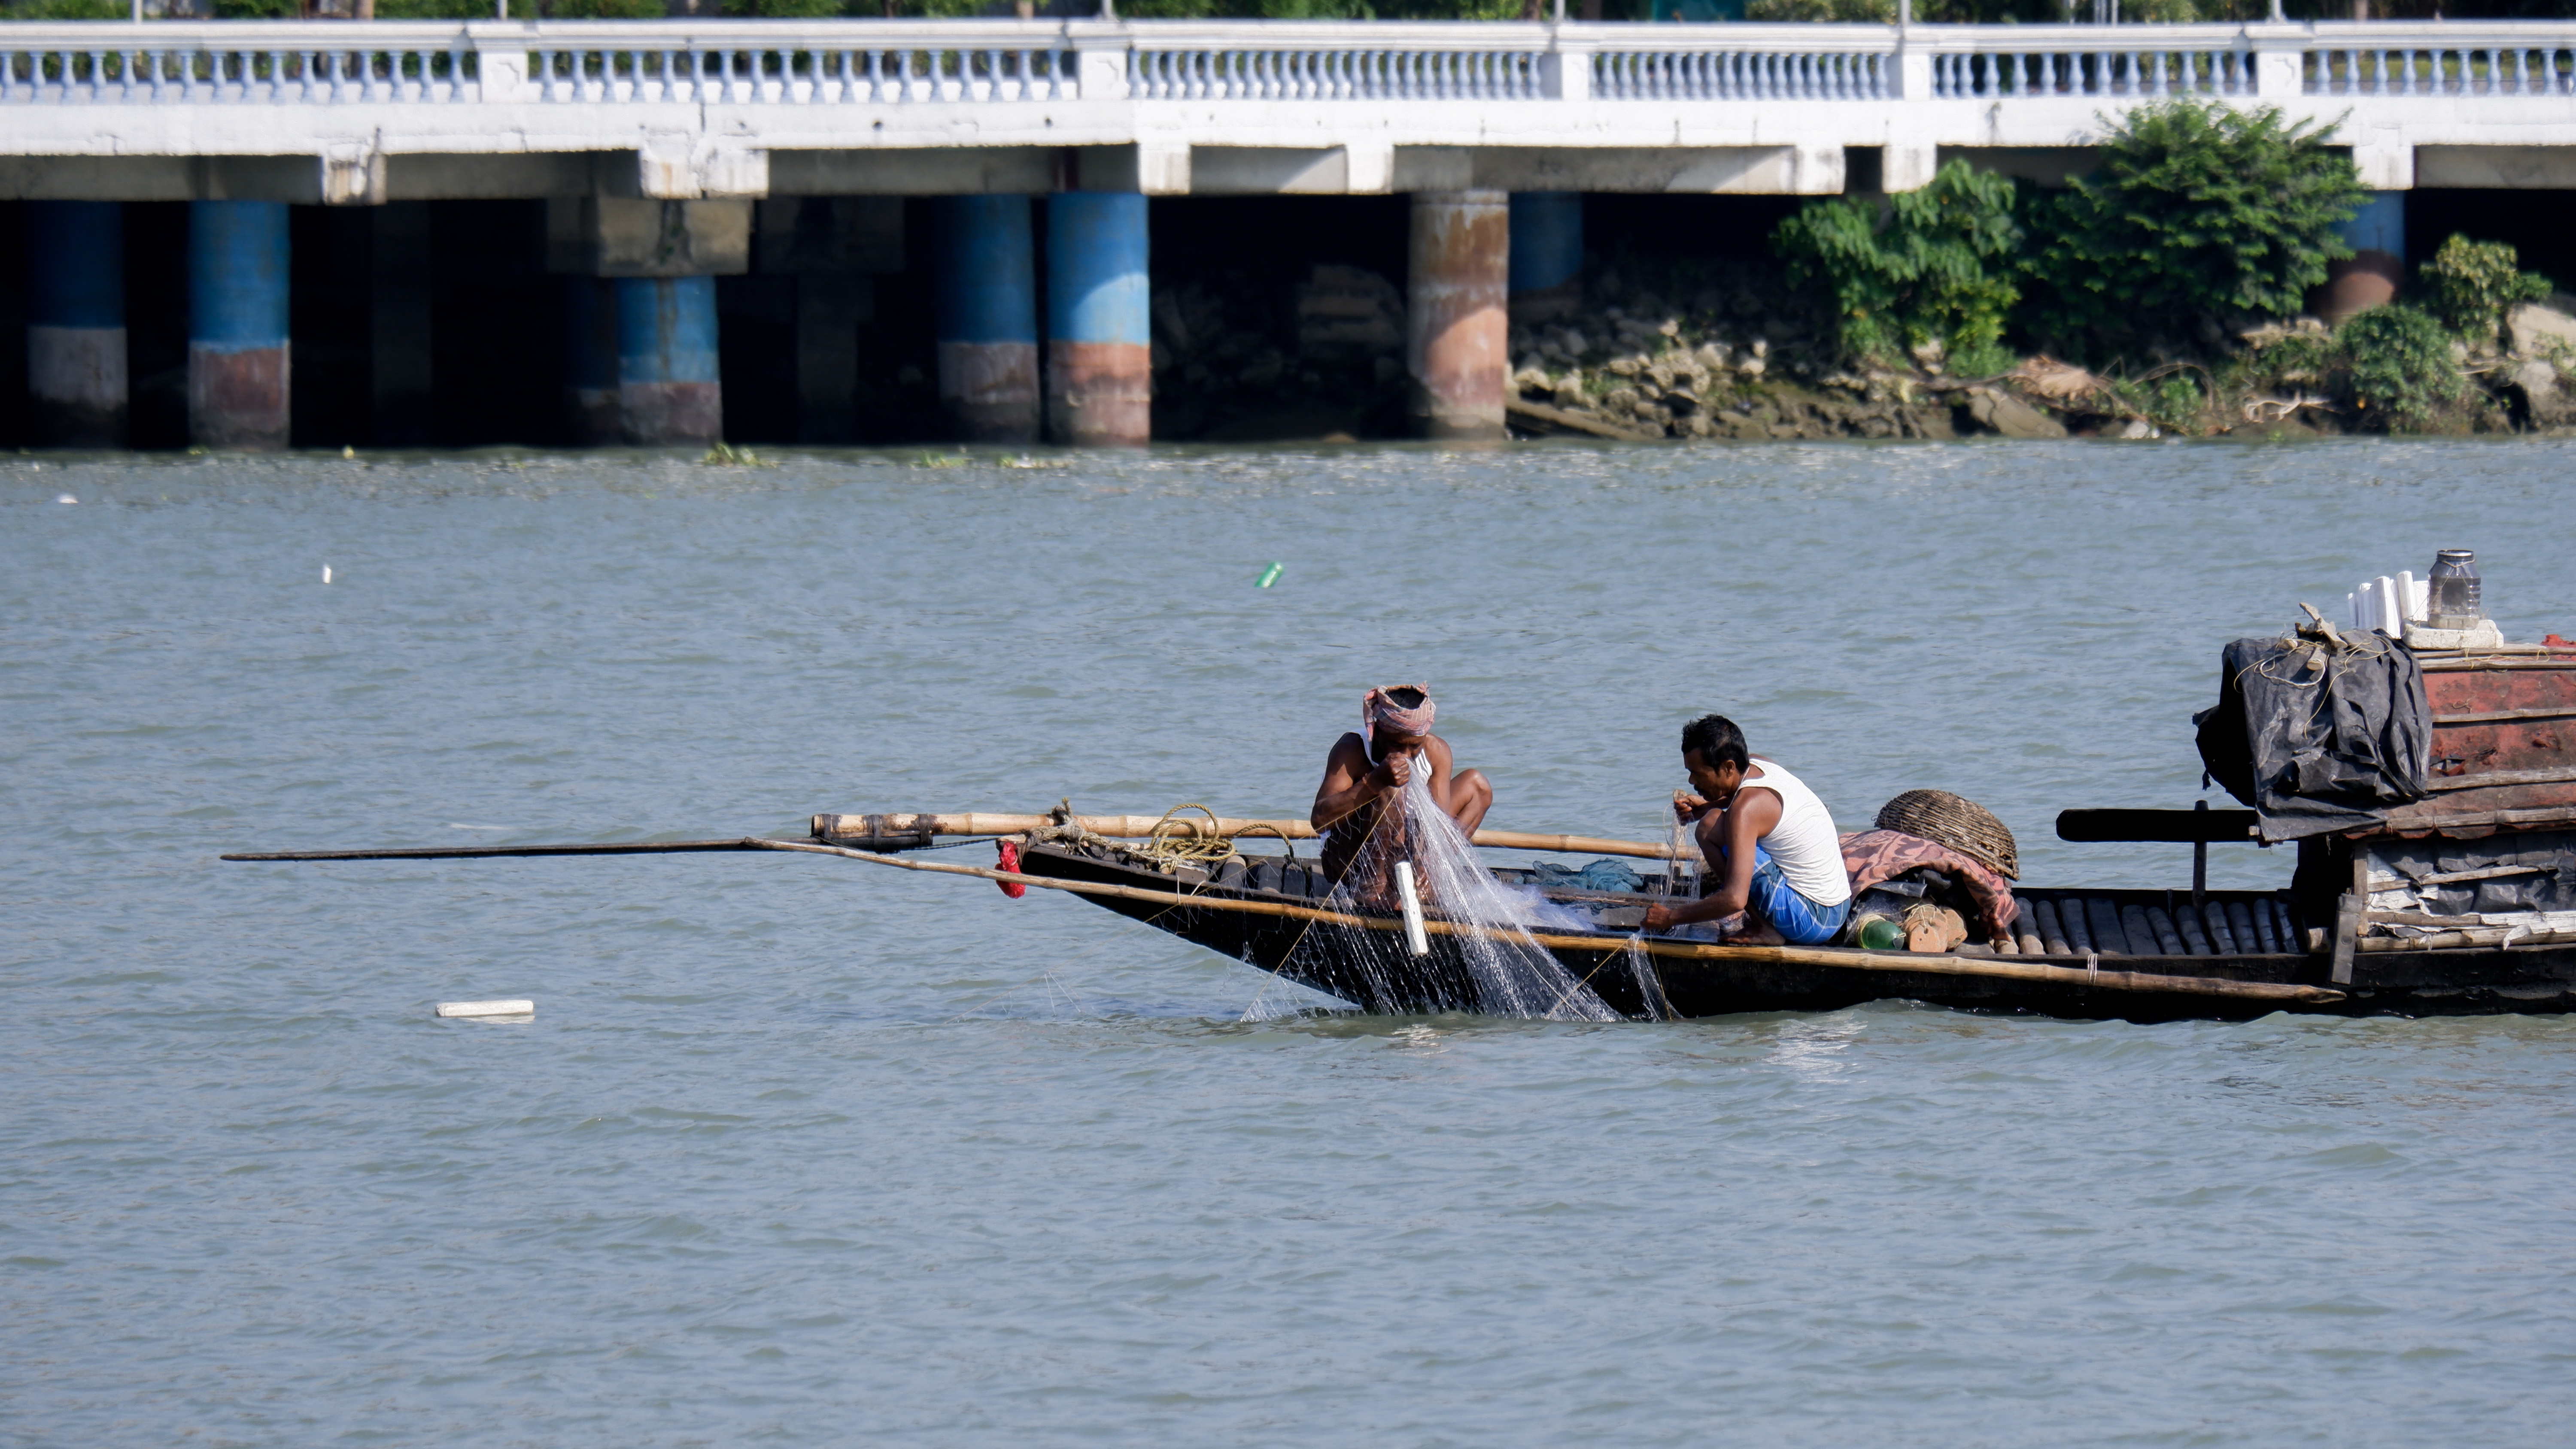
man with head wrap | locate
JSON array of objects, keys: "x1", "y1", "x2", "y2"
[{"x1": 1309, "y1": 685, "x2": 1494, "y2": 903}]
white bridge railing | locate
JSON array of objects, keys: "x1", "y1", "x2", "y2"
[{"x1": 0, "y1": 18, "x2": 2572, "y2": 107}]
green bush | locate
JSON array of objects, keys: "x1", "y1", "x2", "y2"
[
  {"x1": 377, "y1": 0, "x2": 512, "y2": 17},
  {"x1": 8, "y1": 0, "x2": 127, "y2": 18},
  {"x1": 2146, "y1": 373, "x2": 2205, "y2": 430},
  {"x1": 2336, "y1": 304, "x2": 2463, "y2": 431},
  {"x1": 2017, "y1": 100, "x2": 2365, "y2": 364},
  {"x1": 2416, "y1": 233, "x2": 2552, "y2": 346},
  {"x1": 2221, "y1": 330, "x2": 2330, "y2": 399},
  {"x1": 1774, "y1": 158, "x2": 2021, "y2": 371},
  {"x1": 1745, "y1": 0, "x2": 1891, "y2": 19}
]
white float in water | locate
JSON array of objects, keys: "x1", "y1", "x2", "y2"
[
  {"x1": 56, "y1": 494, "x2": 76, "y2": 505},
  {"x1": 322, "y1": 564, "x2": 331, "y2": 584},
  {"x1": 436, "y1": 999, "x2": 533, "y2": 1019}
]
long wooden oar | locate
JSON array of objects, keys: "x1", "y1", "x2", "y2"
[
  {"x1": 224, "y1": 835, "x2": 2340, "y2": 1006},
  {"x1": 812, "y1": 812, "x2": 1687, "y2": 861}
]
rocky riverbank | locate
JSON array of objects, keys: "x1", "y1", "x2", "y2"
[{"x1": 1145, "y1": 254, "x2": 2576, "y2": 444}]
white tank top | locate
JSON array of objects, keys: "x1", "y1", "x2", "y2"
[{"x1": 1739, "y1": 760, "x2": 1851, "y2": 906}]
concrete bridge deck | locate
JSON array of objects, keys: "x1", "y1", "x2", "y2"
[
  {"x1": 6, "y1": 19, "x2": 2576, "y2": 203},
  {"x1": 9, "y1": 19, "x2": 2576, "y2": 453}
]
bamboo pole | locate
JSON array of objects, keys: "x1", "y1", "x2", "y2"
[
  {"x1": 810, "y1": 812, "x2": 1689, "y2": 861},
  {"x1": 223, "y1": 839, "x2": 769, "y2": 862}
]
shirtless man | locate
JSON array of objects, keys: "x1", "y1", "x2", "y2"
[
  {"x1": 1640, "y1": 714, "x2": 1852, "y2": 946},
  {"x1": 1309, "y1": 685, "x2": 1494, "y2": 898}
]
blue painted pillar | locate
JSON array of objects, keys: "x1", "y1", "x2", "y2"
[
  {"x1": 560, "y1": 276, "x2": 620, "y2": 446},
  {"x1": 2322, "y1": 191, "x2": 2406, "y2": 325},
  {"x1": 25, "y1": 201, "x2": 126, "y2": 448},
  {"x1": 615, "y1": 276, "x2": 721, "y2": 446},
  {"x1": 1045, "y1": 192, "x2": 1150, "y2": 447},
  {"x1": 934, "y1": 196, "x2": 1039, "y2": 444},
  {"x1": 1507, "y1": 192, "x2": 1583, "y2": 326},
  {"x1": 188, "y1": 200, "x2": 290, "y2": 451}
]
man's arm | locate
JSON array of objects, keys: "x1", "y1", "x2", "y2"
[
  {"x1": 1644, "y1": 788, "x2": 1781, "y2": 928},
  {"x1": 1422, "y1": 737, "x2": 1459, "y2": 816},
  {"x1": 1310, "y1": 734, "x2": 1405, "y2": 830}
]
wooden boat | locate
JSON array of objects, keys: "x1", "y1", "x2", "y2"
[
  {"x1": 998, "y1": 834, "x2": 2347, "y2": 1022},
  {"x1": 797, "y1": 814, "x2": 2564, "y2": 1023},
  {"x1": 225, "y1": 624, "x2": 2576, "y2": 1026}
]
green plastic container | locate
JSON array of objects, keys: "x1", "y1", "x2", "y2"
[{"x1": 1854, "y1": 914, "x2": 1907, "y2": 952}]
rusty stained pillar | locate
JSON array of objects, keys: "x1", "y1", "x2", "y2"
[
  {"x1": 1406, "y1": 190, "x2": 1509, "y2": 441},
  {"x1": 188, "y1": 200, "x2": 292, "y2": 452},
  {"x1": 1044, "y1": 192, "x2": 1151, "y2": 448},
  {"x1": 615, "y1": 276, "x2": 722, "y2": 447}
]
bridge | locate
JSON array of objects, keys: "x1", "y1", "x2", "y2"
[{"x1": 8, "y1": 18, "x2": 2576, "y2": 448}]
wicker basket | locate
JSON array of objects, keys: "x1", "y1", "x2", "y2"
[{"x1": 1875, "y1": 789, "x2": 2019, "y2": 881}]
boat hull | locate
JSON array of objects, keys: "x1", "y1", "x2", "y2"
[{"x1": 1015, "y1": 843, "x2": 2576, "y2": 1022}]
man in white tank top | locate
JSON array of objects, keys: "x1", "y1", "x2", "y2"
[{"x1": 1641, "y1": 714, "x2": 1853, "y2": 946}]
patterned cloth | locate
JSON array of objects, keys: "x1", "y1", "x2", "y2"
[
  {"x1": 1363, "y1": 685, "x2": 1436, "y2": 743},
  {"x1": 1838, "y1": 828, "x2": 2021, "y2": 943},
  {"x1": 1728, "y1": 841, "x2": 1852, "y2": 945}
]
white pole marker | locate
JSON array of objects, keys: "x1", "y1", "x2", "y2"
[
  {"x1": 435, "y1": 999, "x2": 534, "y2": 1019},
  {"x1": 1395, "y1": 861, "x2": 1429, "y2": 957}
]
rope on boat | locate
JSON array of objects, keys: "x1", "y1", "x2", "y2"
[{"x1": 1127, "y1": 804, "x2": 1252, "y2": 873}]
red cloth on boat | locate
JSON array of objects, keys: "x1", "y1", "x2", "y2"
[{"x1": 1838, "y1": 829, "x2": 2019, "y2": 942}]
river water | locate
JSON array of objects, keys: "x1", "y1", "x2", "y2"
[{"x1": 8, "y1": 440, "x2": 2576, "y2": 1446}]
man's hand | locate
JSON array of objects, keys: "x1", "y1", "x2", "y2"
[
  {"x1": 1370, "y1": 753, "x2": 1414, "y2": 793},
  {"x1": 1672, "y1": 792, "x2": 1708, "y2": 821},
  {"x1": 1642, "y1": 903, "x2": 1675, "y2": 931}
]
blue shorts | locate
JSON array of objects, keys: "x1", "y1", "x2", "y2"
[{"x1": 1722, "y1": 843, "x2": 1853, "y2": 946}]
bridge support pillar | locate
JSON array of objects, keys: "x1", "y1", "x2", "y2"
[
  {"x1": 1508, "y1": 192, "x2": 1582, "y2": 326},
  {"x1": 189, "y1": 200, "x2": 291, "y2": 452},
  {"x1": 616, "y1": 276, "x2": 722, "y2": 446},
  {"x1": 561, "y1": 276, "x2": 621, "y2": 446},
  {"x1": 2321, "y1": 191, "x2": 2406, "y2": 326},
  {"x1": 1408, "y1": 190, "x2": 1509, "y2": 441},
  {"x1": 25, "y1": 201, "x2": 126, "y2": 448},
  {"x1": 1045, "y1": 192, "x2": 1151, "y2": 448},
  {"x1": 935, "y1": 195, "x2": 1040, "y2": 444}
]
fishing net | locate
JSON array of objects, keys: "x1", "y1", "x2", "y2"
[{"x1": 1295, "y1": 764, "x2": 1618, "y2": 1021}]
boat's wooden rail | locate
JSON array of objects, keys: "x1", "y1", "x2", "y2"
[{"x1": 812, "y1": 811, "x2": 1687, "y2": 861}]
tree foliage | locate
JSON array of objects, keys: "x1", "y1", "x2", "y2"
[
  {"x1": 2416, "y1": 233, "x2": 2553, "y2": 345},
  {"x1": 2017, "y1": 101, "x2": 2365, "y2": 363},
  {"x1": 1774, "y1": 158, "x2": 2022, "y2": 374}
]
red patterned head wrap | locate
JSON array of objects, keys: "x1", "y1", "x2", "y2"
[{"x1": 1362, "y1": 685, "x2": 1436, "y2": 744}]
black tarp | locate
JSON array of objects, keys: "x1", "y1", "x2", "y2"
[{"x1": 2194, "y1": 631, "x2": 2433, "y2": 842}]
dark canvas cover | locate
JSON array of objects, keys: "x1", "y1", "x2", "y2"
[{"x1": 2194, "y1": 633, "x2": 2433, "y2": 842}]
